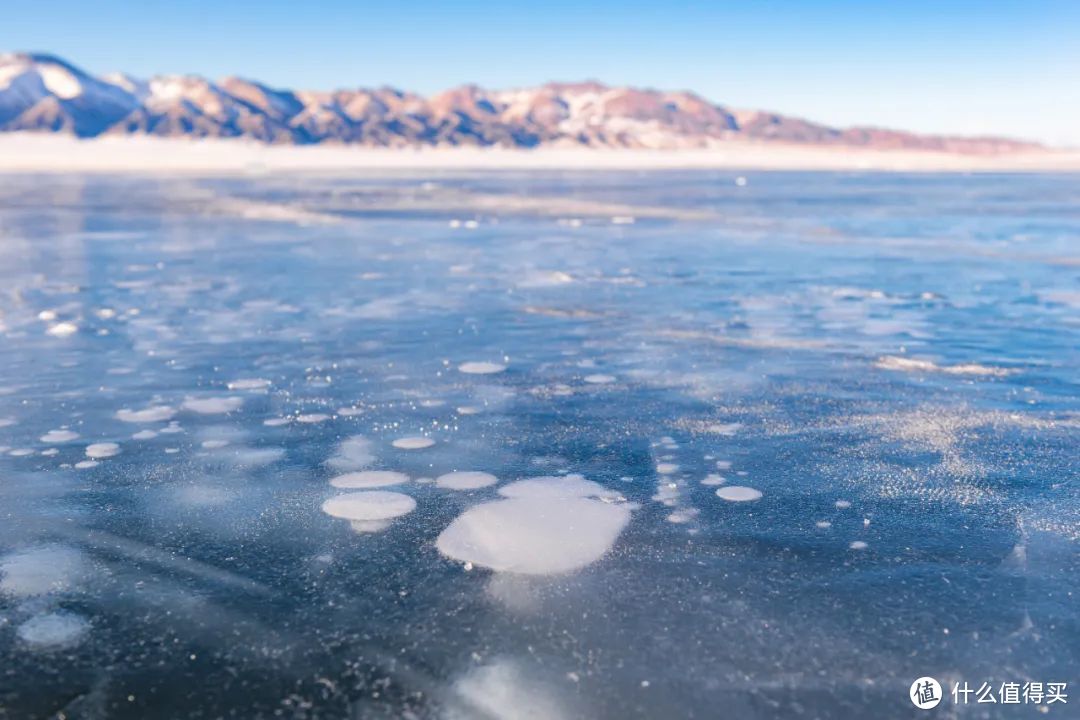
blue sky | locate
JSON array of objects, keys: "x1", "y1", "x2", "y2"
[{"x1": 4, "y1": 1, "x2": 1078, "y2": 145}]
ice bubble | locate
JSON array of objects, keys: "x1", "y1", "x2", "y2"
[
  {"x1": 322, "y1": 491, "x2": 416, "y2": 523},
  {"x1": 715, "y1": 460, "x2": 733, "y2": 470},
  {"x1": 132, "y1": 430, "x2": 158, "y2": 440},
  {"x1": 263, "y1": 417, "x2": 291, "y2": 427},
  {"x1": 46, "y1": 322, "x2": 79, "y2": 337},
  {"x1": 182, "y1": 397, "x2": 243, "y2": 414},
  {"x1": 849, "y1": 540, "x2": 869, "y2": 550},
  {"x1": 835, "y1": 500, "x2": 852, "y2": 509},
  {"x1": 437, "y1": 493, "x2": 630, "y2": 575},
  {"x1": 706, "y1": 423, "x2": 743, "y2": 436},
  {"x1": 392, "y1": 436, "x2": 435, "y2": 450},
  {"x1": 715, "y1": 486, "x2": 762, "y2": 502},
  {"x1": 9, "y1": 448, "x2": 33, "y2": 456},
  {"x1": 456, "y1": 406, "x2": 481, "y2": 415},
  {"x1": 583, "y1": 374, "x2": 616, "y2": 384},
  {"x1": 115, "y1": 406, "x2": 177, "y2": 423},
  {"x1": 75, "y1": 460, "x2": 99, "y2": 469},
  {"x1": 296, "y1": 413, "x2": 331, "y2": 424},
  {"x1": 85, "y1": 442, "x2": 120, "y2": 459},
  {"x1": 227, "y1": 378, "x2": 270, "y2": 391},
  {"x1": 816, "y1": 521, "x2": 832, "y2": 529},
  {"x1": 337, "y1": 407, "x2": 365, "y2": 417},
  {"x1": 201, "y1": 439, "x2": 230, "y2": 449},
  {"x1": 656, "y1": 463, "x2": 679, "y2": 475},
  {"x1": 39, "y1": 429, "x2": 79, "y2": 443},
  {"x1": 17, "y1": 612, "x2": 89, "y2": 649},
  {"x1": 436, "y1": 471, "x2": 498, "y2": 490},
  {"x1": 497, "y1": 474, "x2": 620, "y2": 501},
  {"x1": 459, "y1": 361, "x2": 507, "y2": 375},
  {"x1": 453, "y1": 658, "x2": 573, "y2": 720},
  {"x1": 667, "y1": 508, "x2": 699, "y2": 524},
  {"x1": 326, "y1": 435, "x2": 375, "y2": 470},
  {"x1": 330, "y1": 470, "x2": 409, "y2": 489},
  {"x1": 41, "y1": 448, "x2": 58, "y2": 456},
  {"x1": 0, "y1": 545, "x2": 88, "y2": 597},
  {"x1": 701, "y1": 474, "x2": 726, "y2": 486}
]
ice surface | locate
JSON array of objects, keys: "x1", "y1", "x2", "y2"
[{"x1": 0, "y1": 173, "x2": 1077, "y2": 719}]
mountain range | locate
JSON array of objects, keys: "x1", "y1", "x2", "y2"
[{"x1": 0, "y1": 52, "x2": 1042, "y2": 154}]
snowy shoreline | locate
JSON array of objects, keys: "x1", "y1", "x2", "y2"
[{"x1": 0, "y1": 134, "x2": 1077, "y2": 174}]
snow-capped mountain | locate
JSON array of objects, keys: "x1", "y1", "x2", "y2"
[{"x1": 0, "y1": 52, "x2": 1041, "y2": 153}]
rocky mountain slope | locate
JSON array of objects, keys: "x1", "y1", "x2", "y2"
[{"x1": 0, "y1": 52, "x2": 1041, "y2": 154}]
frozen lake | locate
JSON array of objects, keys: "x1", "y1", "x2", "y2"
[{"x1": 0, "y1": 171, "x2": 1077, "y2": 718}]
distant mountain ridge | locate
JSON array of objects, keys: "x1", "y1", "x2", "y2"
[{"x1": 0, "y1": 52, "x2": 1042, "y2": 154}]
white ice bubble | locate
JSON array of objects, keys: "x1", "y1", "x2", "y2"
[
  {"x1": 392, "y1": 436, "x2": 435, "y2": 450},
  {"x1": 436, "y1": 471, "x2": 498, "y2": 490},
  {"x1": 263, "y1": 417, "x2": 291, "y2": 427},
  {"x1": 182, "y1": 396, "x2": 243, "y2": 414},
  {"x1": 459, "y1": 361, "x2": 507, "y2": 375},
  {"x1": 322, "y1": 491, "x2": 416, "y2": 523},
  {"x1": 201, "y1": 439, "x2": 230, "y2": 449},
  {"x1": 296, "y1": 413, "x2": 331, "y2": 424},
  {"x1": 701, "y1": 474, "x2": 726, "y2": 486},
  {"x1": 39, "y1": 429, "x2": 79, "y2": 443},
  {"x1": 849, "y1": 540, "x2": 869, "y2": 550},
  {"x1": 75, "y1": 460, "x2": 99, "y2": 469},
  {"x1": 337, "y1": 407, "x2": 365, "y2": 417},
  {"x1": 497, "y1": 474, "x2": 620, "y2": 501},
  {"x1": 330, "y1": 470, "x2": 409, "y2": 489},
  {"x1": 227, "y1": 378, "x2": 270, "y2": 391},
  {"x1": 816, "y1": 521, "x2": 832, "y2": 529},
  {"x1": 715, "y1": 486, "x2": 762, "y2": 502},
  {"x1": 46, "y1": 322, "x2": 79, "y2": 337},
  {"x1": 132, "y1": 430, "x2": 158, "y2": 440},
  {"x1": 835, "y1": 500, "x2": 852, "y2": 509},
  {"x1": 656, "y1": 462, "x2": 679, "y2": 475},
  {"x1": 9, "y1": 448, "x2": 33, "y2": 456},
  {"x1": 17, "y1": 612, "x2": 89, "y2": 649},
  {"x1": 115, "y1": 405, "x2": 177, "y2": 423},
  {"x1": 326, "y1": 435, "x2": 375, "y2": 470},
  {"x1": 437, "y1": 476, "x2": 630, "y2": 575},
  {"x1": 583, "y1": 374, "x2": 616, "y2": 384},
  {"x1": 0, "y1": 545, "x2": 88, "y2": 597},
  {"x1": 456, "y1": 406, "x2": 481, "y2": 415},
  {"x1": 453, "y1": 658, "x2": 573, "y2": 720},
  {"x1": 85, "y1": 442, "x2": 120, "y2": 459}
]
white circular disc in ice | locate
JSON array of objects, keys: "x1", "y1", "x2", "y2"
[
  {"x1": 436, "y1": 471, "x2": 498, "y2": 490},
  {"x1": 392, "y1": 436, "x2": 434, "y2": 450},
  {"x1": 330, "y1": 470, "x2": 409, "y2": 488},
  {"x1": 85, "y1": 442, "x2": 120, "y2": 459},
  {"x1": 322, "y1": 491, "x2": 416, "y2": 521},
  {"x1": 437, "y1": 480, "x2": 631, "y2": 575},
  {"x1": 17, "y1": 612, "x2": 89, "y2": 649},
  {"x1": 715, "y1": 485, "x2": 762, "y2": 502},
  {"x1": 458, "y1": 361, "x2": 506, "y2": 375}
]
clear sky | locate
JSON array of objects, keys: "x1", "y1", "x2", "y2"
[{"x1": 3, "y1": 1, "x2": 1078, "y2": 145}]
